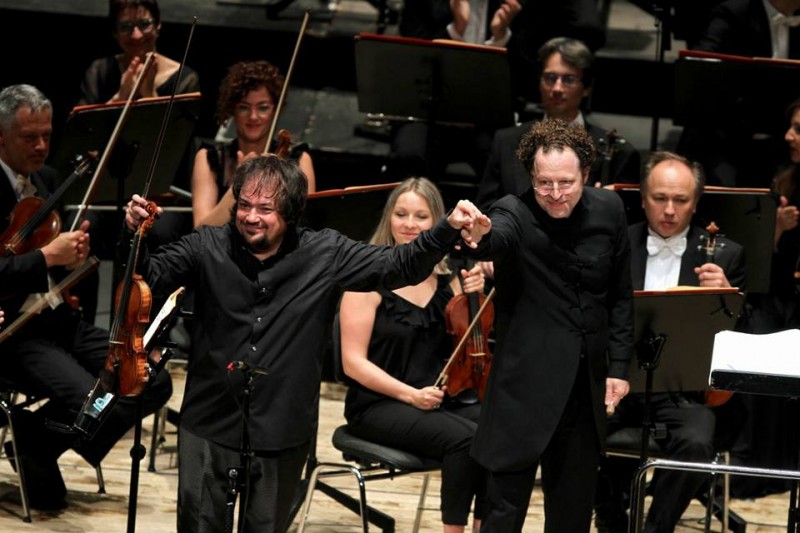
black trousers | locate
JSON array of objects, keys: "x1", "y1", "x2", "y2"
[
  {"x1": 348, "y1": 397, "x2": 486, "y2": 525},
  {"x1": 5, "y1": 306, "x2": 173, "y2": 465},
  {"x1": 481, "y1": 362, "x2": 600, "y2": 532},
  {"x1": 177, "y1": 427, "x2": 310, "y2": 533},
  {"x1": 601, "y1": 393, "x2": 745, "y2": 533}
]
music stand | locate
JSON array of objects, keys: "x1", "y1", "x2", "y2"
[
  {"x1": 300, "y1": 183, "x2": 398, "y2": 242},
  {"x1": 51, "y1": 93, "x2": 201, "y2": 206},
  {"x1": 613, "y1": 184, "x2": 776, "y2": 294},
  {"x1": 673, "y1": 51, "x2": 800, "y2": 134},
  {"x1": 626, "y1": 288, "x2": 744, "y2": 531},
  {"x1": 354, "y1": 33, "x2": 514, "y2": 130},
  {"x1": 630, "y1": 288, "x2": 744, "y2": 395}
]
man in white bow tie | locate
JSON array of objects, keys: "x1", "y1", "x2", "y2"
[{"x1": 594, "y1": 151, "x2": 747, "y2": 533}]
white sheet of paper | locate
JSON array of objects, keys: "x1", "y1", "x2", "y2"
[{"x1": 710, "y1": 329, "x2": 800, "y2": 382}]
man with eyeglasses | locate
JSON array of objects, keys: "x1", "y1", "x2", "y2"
[
  {"x1": 463, "y1": 119, "x2": 634, "y2": 531},
  {"x1": 594, "y1": 151, "x2": 746, "y2": 533},
  {"x1": 476, "y1": 37, "x2": 640, "y2": 210}
]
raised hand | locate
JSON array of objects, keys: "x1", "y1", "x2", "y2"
[
  {"x1": 447, "y1": 200, "x2": 491, "y2": 248},
  {"x1": 490, "y1": 0, "x2": 521, "y2": 42},
  {"x1": 125, "y1": 193, "x2": 163, "y2": 232},
  {"x1": 449, "y1": 0, "x2": 471, "y2": 36}
]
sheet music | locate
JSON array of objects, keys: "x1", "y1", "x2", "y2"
[{"x1": 711, "y1": 329, "x2": 800, "y2": 379}]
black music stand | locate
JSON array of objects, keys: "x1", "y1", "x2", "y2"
[
  {"x1": 629, "y1": 289, "x2": 744, "y2": 396},
  {"x1": 614, "y1": 185, "x2": 776, "y2": 294},
  {"x1": 355, "y1": 34, "x2": 514, "y2": 129},
  {"x1": 300, "y1": 184, "x2": 397, "y2": 243},
  {"x1": 51, "y1": 94, "x2": 201, "y2": 206},
  {"x1": 627, "y1": 289, "x2": 744, "y2": 531},
  {"x1": 673, "y1": 52, "x2": 800, "y2": 135}
]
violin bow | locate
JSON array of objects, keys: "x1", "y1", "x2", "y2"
[
  {"x1": 141, "y1": 17, "x2": 198, "y2": 198},
  {"x1": 264, "y1": 9, "x2": 311, "y2": 155},
  {"x1": 433, "y1": 287, "x2": 495, "y2": 389},
  {"x1": 69, "y1": 51, "x2": 156, "y2": 231}
]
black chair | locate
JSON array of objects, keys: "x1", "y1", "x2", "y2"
[{"x1": 296, "y1": 313, "x2": 443, "y2": 532}]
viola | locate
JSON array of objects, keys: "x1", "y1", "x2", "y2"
[
  {"x1": 436, "y1": 282, "x2": 495, "y2": 401},
  {"x1": 701, "y1": 221, "x2": 734, "y2": 407}
]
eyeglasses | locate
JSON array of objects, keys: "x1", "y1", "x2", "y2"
[
  {"x1": 235, "y1": 103, "x2": 275, "y2": 118},
  {"x1": 533, "y1": 180, "x2": 579, "y2": 195},
  {"x1": 541, "y1": 72, "x2": 582, "y2": 88},
  {"x1": 117, "y1": 18, "x2": 155, "y2": 35}
]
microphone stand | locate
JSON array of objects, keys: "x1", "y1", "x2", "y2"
[
  {"x1": 224, "y1": 363, "x2": 267, "y2": 533},
  {"x1": 126, "y1": 348, "x2": 174, "y2": 533}
]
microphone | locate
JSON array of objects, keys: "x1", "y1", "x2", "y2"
[{"x1": 227, "y1": 360, "x2": 269, "y2": 376}]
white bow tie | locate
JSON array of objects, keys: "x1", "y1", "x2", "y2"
[
  {"x1": 14, "y1": 174, "x2": 37, "y2": 199},
  {"x1": 646, "y1": 235, "x2": 686, "y2": 257},
  {"x1": 773, "y1": 12, "x2": 800, "y2": 27}
]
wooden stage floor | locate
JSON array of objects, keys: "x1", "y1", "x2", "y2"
[{"x1": 0, "y1": 370, "x2": 796, "y2": 532}]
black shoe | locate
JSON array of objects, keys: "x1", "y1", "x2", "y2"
[
  {"x1": 595, "y1": 504, "x2": 629, "y2": 533},
  {"x1": 5, "y1": 440, "x2": 67, "y2": 511}
]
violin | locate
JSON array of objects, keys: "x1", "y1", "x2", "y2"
[
  {"x1": 109, "y1": 201, "x2": 158, "y2": 396},
  {"x1": 701, "y1": 221, "x2": 734, "y2": 407},
  {"x1": 1, "y1": 155, "x2": 93, "y2": 258},
  {"x1": 436, "y1": 279, "x2": 495, "y2": 401}
]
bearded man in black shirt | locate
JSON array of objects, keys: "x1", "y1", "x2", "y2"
[{"x1": 124, "y1": 155, "x2": 489, "y2": 532}]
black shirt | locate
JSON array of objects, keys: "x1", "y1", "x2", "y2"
[{"x1": 133, "y1": 219, "x2": 460, "y2": 450}]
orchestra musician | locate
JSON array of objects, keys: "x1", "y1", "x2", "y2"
[
  {"x1": 77, "y1": 0, "x2": 202, "y2": 262},
  {"x1": 340, "y1": 177, "x2": 487, "y2": 532},
  {"x1": 594, "y1": 151, "x2": 747, "y2": 533},
  {"x1": 461, "y1": 119, "x2": 634, "y2": 532},
  {"x1": 192, "y1": 60, "x2": 316, "y2": 228},
  {"x1": 123, "y1": 155, "x2": 488, "y2": 532},
  {"x1": 0, "y1": 84, "x2": 172, "y2": 511},
  {"x1": 475, "y1": 37, "x2": 640, "y2": 211},
  {"x1": 78, "y1": 0, "x2": 200, "y2": 105}
]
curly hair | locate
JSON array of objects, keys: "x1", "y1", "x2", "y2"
[
  {"x1": 516, "y1": 119, "x2": 595, "y2": 176},
  {"x1": 215, "y1": 60, "x2": 284, "y2": 125}
]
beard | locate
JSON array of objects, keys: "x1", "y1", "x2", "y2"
[{"x1": 246, "y1": 233, "x2": 271, "y2": 253}]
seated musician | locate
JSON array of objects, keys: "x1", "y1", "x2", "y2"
[
  {"x1": 340, "y1": 177, "x2": 488, "y2": 532},
  {"x1": 192, "y1": 60, "x2": 316, "y2": 228},
  {"x1": 594, "y1": 151, "x2": 747, "y2": 533},
  {"x1": 0, "y1": 84, "x2": 172, "y2": 511},
  {"x1": 475, "y1": 37, "x2": 640, "y2": 210}
]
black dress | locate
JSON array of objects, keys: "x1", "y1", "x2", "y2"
[{"x1": 344, "y1": 274, "x2": 487, "y2": 526}]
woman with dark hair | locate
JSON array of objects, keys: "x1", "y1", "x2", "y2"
[
  {"x1": 79, "y1": 0, "x2": 200, "y2": 104},
  {"x1": 192, "y1": 60, "x2": 315, "y2": 227}
]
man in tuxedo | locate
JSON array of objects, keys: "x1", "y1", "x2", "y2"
[
  {"x1": 475, "y1": 37, "x2": 640, "y2": 210},
  {"x1": 0, "y1": 84, "x2": 171, "y2": 510},
  {"x1": 594, "y1": 151, "x2": 746, "y2": 533}
]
